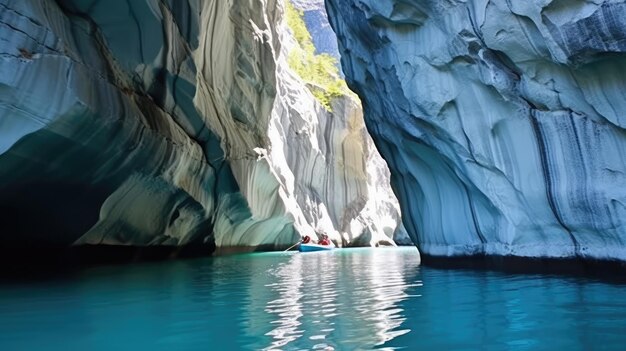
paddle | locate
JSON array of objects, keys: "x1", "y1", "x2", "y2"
[{"x1": 284, "y1": 239, "x2": 303, "y2": 252}]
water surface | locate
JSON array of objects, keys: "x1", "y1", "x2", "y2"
[{"x1": 1, "y1": 248, "x2": 625, "y2": 350}]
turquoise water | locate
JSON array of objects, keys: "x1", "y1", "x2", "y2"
[{"x1": 1, "y1": 248, "x2": 626, "y2": 350}]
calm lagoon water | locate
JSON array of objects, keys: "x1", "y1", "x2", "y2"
[{"x1": 1, "y1": 247, "x2": 626, "y2": 350}]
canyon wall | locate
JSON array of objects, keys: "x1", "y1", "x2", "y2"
[
  {"x1": 326, "y1": 0, "x2": 626, "y2": 260},
  {"x1": 0, "y1": 0, "x2": 404, "y2": 251}
]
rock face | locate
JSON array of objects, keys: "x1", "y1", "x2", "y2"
[
  {"x1": 326, "y1": 0, "x2": 626, "y2": 260},
  {"x1": 0, "y1": 0, "x2": 403, "y2": 251}
]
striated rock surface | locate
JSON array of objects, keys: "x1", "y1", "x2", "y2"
[
  {"x1": 326, "y1": 0, "x2": 626, "y2": 260},
  {"x1": 0, "y1": 0, "x2": 403, "y2": 251}
]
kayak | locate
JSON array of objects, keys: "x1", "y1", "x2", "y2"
[{"x1": 299, "y1": 243, "x2": 334, "y2": 252}]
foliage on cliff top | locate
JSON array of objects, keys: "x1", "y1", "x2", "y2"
[{"x1": 285, "y1": 1, "x2": 352, "y2": 111}]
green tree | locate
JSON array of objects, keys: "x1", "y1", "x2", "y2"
[{"x1": 285, "y1": 1, "x2": 353, "y2": 111}]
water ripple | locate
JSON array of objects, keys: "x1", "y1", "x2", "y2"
[
  {"x1": 251, "y1": 248, "x2": 421, "y2": 350},
  {"x1": 5, "y1": 248, "x2": 626, "y2": 350}
]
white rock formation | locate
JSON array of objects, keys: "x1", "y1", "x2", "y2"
[
  {"x1": 0, "y1": 0, "x2": 404, "y2": 251},
  {"x1": 326, "y1": 0, "x2": 626, "y2": 260}
]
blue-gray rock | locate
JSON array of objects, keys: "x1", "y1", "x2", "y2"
[{"x1": 326, "y1": 0, "x2": 626, "y2": 260}]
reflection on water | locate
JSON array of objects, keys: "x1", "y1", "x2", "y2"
[
  {"x1": 2, "y1": 247, "x2": 626, "y2": 350},
  {"x1": 255, "y1": 249, "x2": 421, "y2": 350}
]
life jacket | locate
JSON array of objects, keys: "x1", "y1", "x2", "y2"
[{"x1": 302, "y1": 235, "x2": 311, "y2": 244}]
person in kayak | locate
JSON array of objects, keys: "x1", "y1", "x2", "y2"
[{"x1": 318, "y1": 234, "x2": 331, "y2": 246}]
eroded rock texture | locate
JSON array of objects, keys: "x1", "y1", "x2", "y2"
[
  {"x1": 326, "y1": 0, "x2": 626, "y2": 260},
  {"x1": 0, "y1": 0, "x2": 403, "y2": 250}
]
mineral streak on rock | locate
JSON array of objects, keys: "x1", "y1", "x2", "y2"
[
  {"x1": 326, "y1": 0, "x2": 626, "y2": 260},
  {"x1": 0, "y1": 0, "x2": 405, "y2": 251}
]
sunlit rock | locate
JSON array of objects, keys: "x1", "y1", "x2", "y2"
[
  {"x1": 326, "y1": 0, "x2": 626, "y2": 260},
  {"x1": 0, "y1": 0, "x2": 405, "y2": 251}
]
